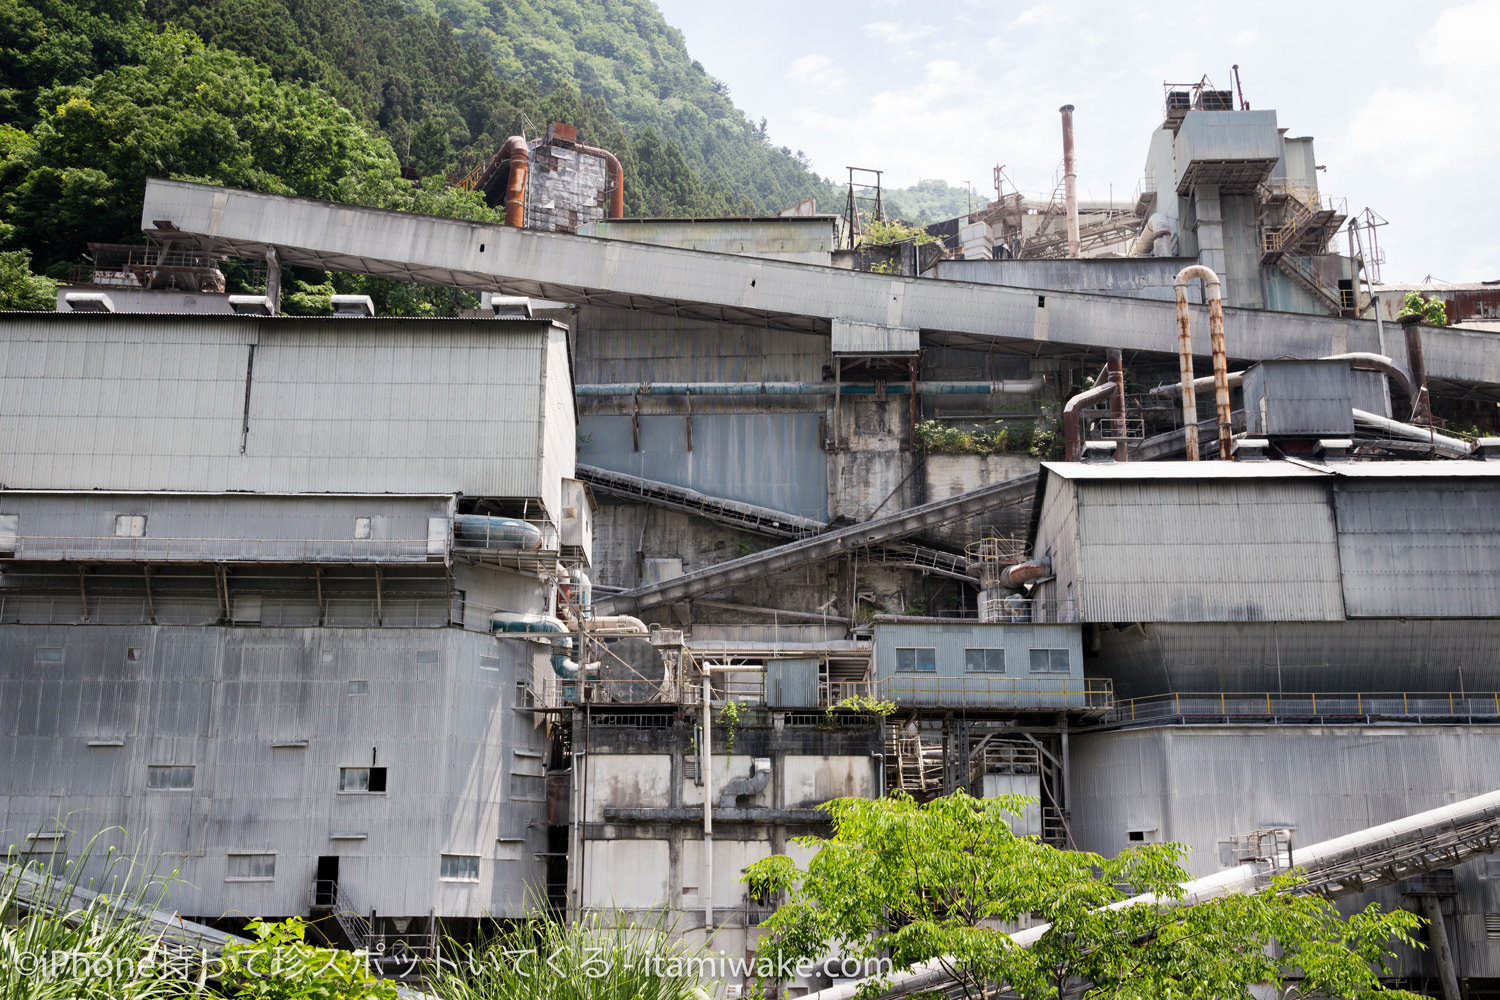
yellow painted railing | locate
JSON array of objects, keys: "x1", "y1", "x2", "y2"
[{"x1": 1113, "y1": 691, "x2": 1500, "y2": 723}]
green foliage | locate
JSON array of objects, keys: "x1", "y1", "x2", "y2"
[
  {"x1": 432, "y1": 906, "x2": 715, "y2": 1000},
  {"x1": 826, "y1": 694, "x2": 897, "y2": 718},
  {"x1": 719, "y1": 698, "x2": 745, "y2": 754},
  {"x1": 0, "y1": 249, "x2": 59, "y2": 309},
  {"x1": 743, "y1": 791, "x2": 1425, "y2": 1000},
  {"x1": 1399, "y1": 290, "x2": 1449, "y2": 326},
  {"x1": 220, "y1": 917, "x2": 397, "y2": 1000},
  {"x1": 913, "y1": 419, "x2": 1037, "y2": 456},
  {"x1": 857, "y1": 217, "x2": 937, "y2": 248},
  {"x1": 0, "y1": 829, "x2": 208, "y2": 1000}
]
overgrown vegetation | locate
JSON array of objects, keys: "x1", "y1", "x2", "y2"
[
  {"x1": 856, "y1": 217, "x2": 938, "y2": 248},
  {"x1": 0, "y1": 248, "x2": 58, "y2": 309},
  {"x1": 743, "y1": 791, "x2": 1426, "y2": 1000},
  {"x1": 914, "y1": 419, "x2": 1059, "y2": 458},
  {"x1": 1399, "y1": 290, "x2": 1449, "y2": 326},
  {"x1": 719, "y1": 698, "x2": 745, "y2": 753},
  {"x1": 220, "y1": 918, "x2": 397, "y2": 1000},
  {"x1": 432, "y1": 906, "x2": 714, "y2": 1000},
  {"x1": 826, "y1": 694, "x2": 897, "y2": 718}
]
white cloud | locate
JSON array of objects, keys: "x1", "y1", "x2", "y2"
[
  {"x1": 862, "y1": 20, "x2": 937, "y2": 45},
  {"x1": 787, "y1": 54, "x2": 850, "y2": 91}
]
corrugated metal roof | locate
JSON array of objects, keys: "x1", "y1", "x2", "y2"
[{"x1": 1044, "y1": 460, "x2": 1500, "y2": 481}]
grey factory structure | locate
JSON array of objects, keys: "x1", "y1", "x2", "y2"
[{"x1": 5, "y1": 83, "x2": 1500, "y2": 997}]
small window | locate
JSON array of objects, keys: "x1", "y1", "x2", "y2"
[
  {"x1": 114, "y1": 514, "x2": 147, "y2": 537},
  {"x1": 339, "y1": 766, "x2": 387, "y2": 793},
  {"x1": 346, "y1": 680, "x2": 369, "y2": 696},
  {"x1": 964, "y1": 649, "x2": 1006, "y2": 673},
  {"x1": 34, "y1": 647, "x2": 63, "y2": 665},
  {"x1": 0, "y1": 513, "x2": 17, "y2": 553},
  {"x1": 479, "y1": 655, "x2": 501, "y2": 672},
  {"x1": 1484, "y1": 856, "x2": 1500, "y2": 880},
  {"x1": 895, "y1": 647, "x2": 936, "y2": 673},
  {"x1": 20, "y1": 839, "x2": 65, "y2": 875},
  {"x1": 440, "y1": 854, "x2": 480, "y2": 881},
  {"x1": 496, "y1": 840, "x2": 525, "y2": 862},
  {"x1": 226, "y1": 853, "x2": 276, "y2": 880},
  {"x1": 510, "y1": 750, "x2": 545, "y2": 800},
  {"x1": 1128, "y1": 828, "x2": 1159, "y2": 844},
  {"x1": 353, "y1": 517, "x2": 372, "y2": 540},
  {"x1": 416, "y1": 650, "x2": 440, "y2": 667},
  {"x1": 147, "y1": 765, "x2": 194, "y2": 790},
  {"x1": 126, "y1": 647, "x2": 143, "y2": 662},
  {"x1": 1028, "y1": 648, "x2": 1070, "y2": 673},
  {"x1": 1487, "y1": 913, "x2": 1500, "y2": 942}
]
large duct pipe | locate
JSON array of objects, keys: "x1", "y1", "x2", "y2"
[
  {"x1": 1399, "y1": 313, "x2": 1432, "y2": 424},
  {"x1": 498, "y1": 135, "x2": 529, "y2": 228},
  {"x1": 1148, "y1": 355, "x2": 1413, "y2": 413},
  {"x1": 719, "y1": 758, "x2": 772, "y2": 808},
  {"x1": 1173, "y1": 265, "x2": 1230, "y2": 461},
  {"x1": 575, "y1": 380, "x2": 1046, "y2": 397},
  {"x1": 1353, "y1": 408, "x2": 1473, "y2": 459},
  {"x1": 1059, "y1": 105, "x2": 1080, "y2": 259},
  {"x1": 576, "y1": 142, "x2": 625, "y2": 219},
  {"x1": 1062, "y1": 380, "x2": 1118, "y2": 461},
  {"x1": 1107, "y1": 348, "x2": 1127, "y2": 461}
]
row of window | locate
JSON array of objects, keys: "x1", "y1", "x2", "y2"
[
  {"x1": 143, "y1": 763, "x2": 546, "y2": 800},
  {"x1": 894, "y1": 647, "x2": 1070, "y2": 674}
]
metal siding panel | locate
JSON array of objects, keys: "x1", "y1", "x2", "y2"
[
  {"x1": 1336, "y1": 483, "x2": 1500, "y2": 618},
  {"x1": 1075, "y1": 480, "x2": 1344, "y2": 622}
]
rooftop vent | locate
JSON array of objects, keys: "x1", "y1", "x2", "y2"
[
  {"x1": 1232, "y1": 437, "x2": 1271, "y2": 461},
  {"x1": 63, "y1": 292, "x2": 115, "y2": 313},
  {"x1": 227, "y1": 294, "x2": 274, "y2": 316},
  {"x1": 330, "y1": 294, "x2": 375, "y2": 318},
  {"x1": 1080, "y1": 440, "x2": 1117, "y2": 464},
  {"x1": 485, "y1": 295, "x2": 534, "y2": 320},
  {"x1": 1475, "y1": 438, "x2": 1500, "y2": 462}
]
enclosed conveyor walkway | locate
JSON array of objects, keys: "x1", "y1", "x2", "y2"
[
  {"x1": 137, "y1": 179, "x2": 1500, "y2": 393},
  {"x1": 594, "y1": 472, "x2": 1037, "y2": 615}
]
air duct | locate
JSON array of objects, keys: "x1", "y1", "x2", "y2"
[
  {"x1": 1173, "y1": 265, "x2": 1230, "y2": 461},
  {"x1": 1062, "y1": 380, "x2": 1118, "y2": 461},
  {"x1": 575, "y1": 142, "x2": 625, "y2": 219},
  {"x1": 719, "y1": 758, "x2": 772, "y2": 808}
]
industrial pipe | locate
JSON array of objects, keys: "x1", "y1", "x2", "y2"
[
  {"x1": 1352, "y1": 408, "x2": 1473, "y2": 459},
  {"x1": 1107, "y1": 348, "x2": 1127, "y2": 461},
  {"x1": 576, "y1": 142, "x2": 625, "y2": 219},
  {"x1": 574, "y1": 380, "x2": 1046, "y2": 398},
  {"x1": 498, "y1": 136, "x2": 529, "y2": 228},
  {"x1": 719, "y1": 758, "x2": 772, "y2": 808},
  {"x1": 1059, "y1": 105, "x2": 1080, "y2": 259},
  {"x1": 1173, "y1": 265, "x2": 1230, "y2": 461},
  {"x1": 999, "y1": 558, "x2": 1050, "y2": 590},
  {"x1": 1062, "y1": 380, "x2": 1118, "y2": 462},
  {"x1": 1399, "y1": 313, "x2": 1432, "y2": 424},
  {"x1": 1319, "y1": 352, "x2": 1415, "y2": 408}
]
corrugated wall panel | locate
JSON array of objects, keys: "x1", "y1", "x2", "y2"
[
  {"x1": 0, "y1": 318, "x2": 557, "y2": 498},
  {"x1": 538, "y1": 327, "x2": 576, "y2": 522},
  {"x1": 1075, "y1": 480, "x2": 1344, "y2": 622},
  {"x1": 1336, "y1": 482, "x2": 1500, "y2": 617}
]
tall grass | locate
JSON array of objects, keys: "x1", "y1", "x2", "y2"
[
  {"x1": 432, "y1": 906, "x2": 718, "y2": 1000},
  {"x1": 0, "y1": 829, "x2": 206, "y2": 1000}
]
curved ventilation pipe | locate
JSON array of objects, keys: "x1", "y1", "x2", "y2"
[
  {"x1": 719, "y1": 758, "x2": 772, "y2": 808},
  {"x1": 1173, "y1": 264, "x2": 1231, "y2": 461},
  {"x1": 1353, "y1": 409, "x2": 1473, "y2": 459},
  {"x1": 1319, "y1": 352, "x2": 1416, "y2": 408},
  {"x1": 999, "y1": 557, "x2": 1051, "y2": 590},
  {"x1": 586, "y1": 615, "x2": 649, "y2": 635},
  {"x1": 1062, "y1": 380, "x2": 1118, "y2": 461},
  {"x1": 498, "y1": 135, "x2": 529, "y2": 228},
  {"x1": 576, "y1": 142, "x2": 625, "y2": 218}
]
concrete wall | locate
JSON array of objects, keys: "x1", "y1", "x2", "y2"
[
  {"x1": 1070, "y1": 725, "x2": 1500, "y2": 978},
  {"x1": 0, "y1": 624, "x2": 548, "y2": 920},
  {"x1": 583, "y1": 218, "x2": 837, "y2": 266}
]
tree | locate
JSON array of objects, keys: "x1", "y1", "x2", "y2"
[
  {"x1": 0, "y1": 248, "x2": 59, "y2": 309},
  {"x1": 1399, "y1": 290, "x2": 1449, "y2": 327},
  {"x1": 742, "y1": 791, "x2": 1425, "y2": 1000}
]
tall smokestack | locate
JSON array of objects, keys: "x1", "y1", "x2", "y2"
[{"x1": 1060, "y1": 105, "x2": 1080, "y2": 258}]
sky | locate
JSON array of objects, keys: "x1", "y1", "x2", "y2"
[{"x1": 652, "y1": 0, "x2": 1500, "y2": 284}]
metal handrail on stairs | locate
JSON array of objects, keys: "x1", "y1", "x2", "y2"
[{"x1": 309, "y1": 879, "x2": 371, "y2": 952}]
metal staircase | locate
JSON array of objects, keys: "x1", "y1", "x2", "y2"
[
  {"x1": 577, "y1": 465, "x2": 825, "y2": 539},
  {"x1": 1275, "y1": 253, "x2": 1354, "y2": 317},
  {"x1": 309, "y1": 878, "x2": 371, "y2": 952}
]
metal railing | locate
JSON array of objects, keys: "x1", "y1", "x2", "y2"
[
  {"x1": 4, "y1": 534, "x2": 439, "y2": 563},
  {"x1": 877, "y1": 675, "x2": 1114, "y2": 711},
  {"x1": 822, "y1": 680, "x2": 876, "y2": 705},
  {"x1": 1107, "y1": 691, "x2": 1500, "y2": 726},
  {"x1": 976, "y1": 597, "x2": 1078, "y2": 623},
  {"x1": 308, "y1": 879, "x2": 371, "y2": 952}
]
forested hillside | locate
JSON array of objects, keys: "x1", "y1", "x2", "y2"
[{"x1": 1, "y1": 0, "x2": 843, "y2": 289}]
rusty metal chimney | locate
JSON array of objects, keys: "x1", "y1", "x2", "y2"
[
  {"x1": 1060, "y1": 105, "x2": 1080, "y2": 258},
  {"x1": 1107, "y1": 348, "x2": 1128, "y2": 461},
  {"x1": 1399, "y1": 312, "x2": 1432, "y2": 425}
]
